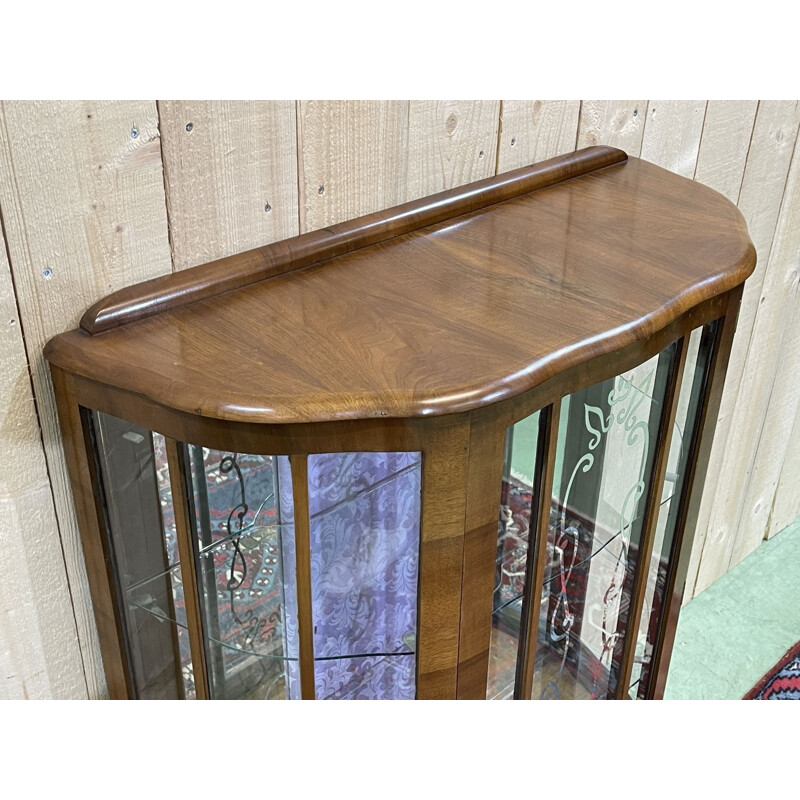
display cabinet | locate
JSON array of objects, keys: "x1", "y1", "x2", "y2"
[{"x1": 45, "y1": 146, "x2": 754, "y2": 699}]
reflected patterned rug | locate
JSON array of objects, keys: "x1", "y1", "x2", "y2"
[{"x1": 744, "y1": 641, "x2": 800, "y2": 699}]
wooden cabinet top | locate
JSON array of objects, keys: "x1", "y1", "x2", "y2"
[{"x1": 45, "y1": 146, "x2": 755, "y2": 425}]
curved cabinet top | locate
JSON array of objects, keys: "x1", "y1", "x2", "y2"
[{"x1": 45, "y1": 146, "x2": 755, "y2": 425}]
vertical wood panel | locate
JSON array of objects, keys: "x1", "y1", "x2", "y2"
[
  {"x1": 577, "y1": 100, "x2": 648, "y2": 156},
  {"x1": 165, "y1": 439, "x2": 209, "y2": 699},
  {"x1": 0, "y1": 224, "x2": 86, "y2": 700},
  {"x1": 768, "y1": 402, "x2": 800, "y2": 536},
  {"x1": 0, "y1": 100, "x2": 173, "y2": 696},
  {"x1": 686, "y1": 101, "x2": 800, "y2": 598},
  {"x1": 50, "y1": 368, "x2": 133, "y2": 699},
  {"x1": 649, "y1": 295, "x2": 742, "y2": 698},
  {"x1": 640, "y1": 100, "x2": 707, "y2": 178},
  {"x1": 518, "y1": 404, "x2": 559, "y2": 700},
  {"x1": 289, "y1": 454, "x2": 316, "y2": 700},
  {"x1": 456, "y1": 407, "x2": 505, "y2": 699},
  {"x1": 496, "y1": 101, "x2": 580, "y2": 173},
  {"x1": 297, "y1": 100, "x2": 409, "y2": 232},
  {"x1": 1, "y1": 97, "x2": 798, "y2": 697},
  {"x1": 158, "y1": 101, "x2": 299, "y2": 270},
  {"x1": 417, "y1": 417, "x2": 470, "y2": 699},
  {"x1": 693, "y1": 100, "x2": 758, "y2": 201},
  {"x1": 725, "y1": 144, "x2": 800, "y2": 569},
  {"x1": 405, "y1": 101, "x2": 500, "y2": 202}
]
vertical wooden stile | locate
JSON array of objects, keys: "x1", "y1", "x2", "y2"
[
  {"x1": 649, "y1": 288, "x2": 743, "y2": 698},
  {"x1": 164, "y1": 439, "x2": 210, "y2": 700},
  {"x1": 48, "y1": 366, "x2": 133, "y2": 699},
  {"x1": 289, "y1": 454, "x2": 316, "y2": 700},
  {"x1": 614, "y1": 339, "x2": 687, "y2": 698},
  {"x1": 456, "y1": 408, "x2": 507, "y2": 699},
  {"x1": 517, "y1": 403, "x2": 561, "y2": 700},
  {"x1": 416, "y1": 418, "x2": 471, "y2": 699}
]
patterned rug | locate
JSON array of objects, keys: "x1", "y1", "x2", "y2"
[{"x1": 744, "y1": 641, "x2": 800, "y2": 699}]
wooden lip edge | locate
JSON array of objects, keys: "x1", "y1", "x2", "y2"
[
  {"x1": 79, "y1": 145, "x2": 628, "y2": 335},
  {"x1": 47, "y1": 257, "x2": 754, "y2": 426}
]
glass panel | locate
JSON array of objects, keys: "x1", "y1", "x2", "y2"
[
  {"x1": 630, "y1": 322, "x2": 719, "y2": 698},
  {"x1": 531, "y1": 343, "x2": 678, "y2": 699},
  {"x1": 186, "y1": 448, "x2": 299, "y2": 699},
  {"x1": 487, "y1": 410, "x2": 540, "y2": 699},
  {"x1": 91, "y1": 412, "x2": 193, "y2": 699},
  {"x1": 307, "y1": 452, "x2": 421, "y2": 700}
]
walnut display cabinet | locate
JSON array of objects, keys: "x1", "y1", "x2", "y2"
[{"x1": 45, "y1": 146, "x2": 754, "y2": 700}]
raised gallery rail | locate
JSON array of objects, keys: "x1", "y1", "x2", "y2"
[{"x1": 46, "y1": 146, "x2": 754, "y2": 700}]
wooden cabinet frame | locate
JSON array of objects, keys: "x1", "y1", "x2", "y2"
[{"x1": 46, "y1": 147, "x2": 753, "y2": 699}]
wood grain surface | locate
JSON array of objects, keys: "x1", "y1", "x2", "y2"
[
  {"x1": 4, "y1": 101, "x2": 793, "y2": 700},
  {"x1": 79, "y1": 146, "x2": 625, "y2": 333},
  {"x1": 158, "y1": 101, "x2": 299, "y2": 270},
  {"x1": 47, "y1": 154, "x2": 754, "y2": 426}
]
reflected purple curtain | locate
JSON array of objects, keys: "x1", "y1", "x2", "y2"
[{"x1": 279, "y1": 453, "x2": 421, "y2": 700}]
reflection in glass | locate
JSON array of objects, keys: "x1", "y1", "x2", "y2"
[
  {"x1": 186, "y1": 448, "x2": 298, "y2": 699},
  {"x1": 630, "y1": 322, "x2": 719, "y2": 697},
  {"x1": 92, "y1": 413, "x2": 193, "y2": 699},
  {"x1": 307, "y1": 453, "x2": 421, "y2": 700},
  {"x1": 531, "y1": 344, "x2": 678, "y2": 699},
  {"x1": 487, "y1": 411, "x2": 540, "y2": 699}
]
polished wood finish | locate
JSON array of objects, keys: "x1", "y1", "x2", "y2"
[
  {"x1": 44, "y1": 147, "x2": 756, "y2": 700},
  {"x1": 80, "y1": 146, "x2": 626, "y2": 334},
  {"x1": 648, "y1": 287, "x2": 744, "y2": 699},
  {"x1": 517, "y1": 404, "x2": 561, "y2": 700},
  {"x1": 417, "y1": 418, "x2": 471, "y2": 699},
  {"x1": 456, "y1": 408, "x2": 508, "y2": 699},
  {"x1": 46, "y1": 151, "x2": 754, "y2": 426},
  {"x1": 289, "y1": 455, "x2": 316, "y2": 700},
  {"x1": 165, "y1": 438, "x2": 210, "y2": 699},
  {"x1": 50, "y1": 366, "x2": 133, "y2": 699}
]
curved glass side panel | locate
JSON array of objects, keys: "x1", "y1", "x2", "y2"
[
  {"x1": 630, "y1": 321, "x2": 719, "y2": 698},
  {"x1": 91, "y1": 412, "x2": 193, "y2": 699},
  {"x1": 532, "y1": 343, "x2": 678, "y2": 699},
  {"x1": 487, "y1": 411, "x2": 540, "y2": 700},
  {"x1": 306, "y1": 452, "x2": 421, "y2": 700}
]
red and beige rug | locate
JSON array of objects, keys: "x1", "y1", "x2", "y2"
[{"x1": 744, "y1": 641, "x2": 800, "y2": 700}]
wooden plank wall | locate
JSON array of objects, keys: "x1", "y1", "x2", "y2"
[{"x1": 0, "y1": 100, "x2": 797, "y2": 698}]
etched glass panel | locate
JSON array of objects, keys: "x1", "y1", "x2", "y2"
[
  {"x1": 92, "y1": 412, "x2": 194, "y2": 699},
  {"x1": 531, "y1": 343, "x2": 678, "y2": 699},
  {"x1": 487, "y1": 410, "x2": 540, "y2": 700},
  {"x1": 186, "y1": 448, "x2": 298, "y2": 699},
  {"x1": 306, "y1": 452, "x2": 421, "y2": 700}
]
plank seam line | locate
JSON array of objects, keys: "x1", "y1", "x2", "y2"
[
  {"x1": 493, "y1": 101, "x2": 504, "y2": 177},
  {"x1": 0, "y1": 102, "x2": 89, "y2": 697},
  {"x1": 721, "y1": 127, "x2": 800, "y2": 573},
  {"x1": 734, "y1": 101, "x2": 760, "y2": 207},
  {"x1": 155, "y1": 101, "x2": 178, "y2": 275},
  {"x1": 686, "y1": 101, "x2": 758, "y2": 598},
  {"x1": 691, "y1": 101, "x2": 710, "y2": 182},
  {"x1": 294, "y1": 101, "x2": 303, "y2": 235},
  {"x1": 694, "y1": 112, "x2": 800, "y2": 590},
  {"x1": 574, "y1": 101, "x2": 583, "y2": 151},
  {"x1": 639, "y1": 100, "x2": 652, "y2": 155},
  {"x1": 403, "y1": 101, "x2": 413, "y2": 200}
]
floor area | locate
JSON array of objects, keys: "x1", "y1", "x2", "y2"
[{"x1": 664, "y1": 514, "x2": 800, "y2": 699}]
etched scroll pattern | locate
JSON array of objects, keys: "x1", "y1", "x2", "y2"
[{"x1": 542, "y1": 369, "x2": 654, "y2": 699}]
